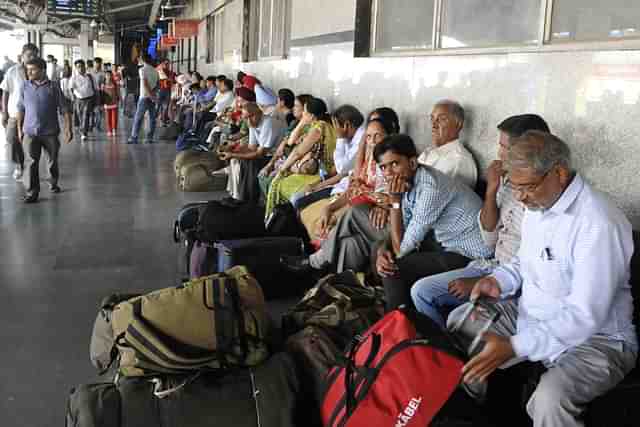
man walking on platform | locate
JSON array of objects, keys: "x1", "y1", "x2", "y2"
[
  {"x1": 16, "y1": 58, "x2": 73, "y2": 203},
  {"x1": 128, "y1": 54, "x2": 159, "y2": 144},
  {"x1": 1, "y1": 43, "x2": 39, "y2": 181}
]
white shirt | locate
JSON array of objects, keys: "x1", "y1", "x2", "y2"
[
  {"x1": 418, "y1": 139, "x2": 477, "y2": 189},
  {"x1": 0, "y1": 64, "x2": 26, "y2": 118},
  {"x1": 249, "y1": 115, "x2": 286, "y2": 151},
  {"x1": 70, "y1": 73, "x2": 96, "y2": 99},
  {"x1": 139, "y1": 63, "x2": 159, "y2": 98},
  {"x1": 213, "y1": 91, "x2": 234, "y2": 113},
  {"x1": 492, "y1": 174, "x2": 637, "y2": 363},
  {"x1": 60, "y1": 77, "x2": 73, "y2": 101},
  {"x1": 46, "y1": 62, "x2": 60, "y2": 82},
  {"x1": 331, "y1": 125, "x2": 366, "y2": 196}
]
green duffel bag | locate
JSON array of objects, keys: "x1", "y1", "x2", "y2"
[
  {"x1": 282, "y1": 271, "x2": 385, "y2": 349},
  {"x1": 174, "y1": 150, "x2": 225, "y2": 177},
  {"x1": 111, "y1": 266, "x2": 270, "y2": 377}
]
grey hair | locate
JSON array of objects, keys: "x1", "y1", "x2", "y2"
[
  {"x1": 435, "y1": 99, "x2": 465, "y2": 125},
  {"x1": 506, "y1": 130, "x2": 572, "y2": 175}
]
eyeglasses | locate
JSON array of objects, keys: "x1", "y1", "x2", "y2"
[{"x1": 509, "y1": 168, "x2": 553, "y2": 195}]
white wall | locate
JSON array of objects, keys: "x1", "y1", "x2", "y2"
[
  {"x1": 184, "y1": 0, "x2": 640, "y2": 228},
  {"x1": 290, "y1": 0, "x2": 356, "y2": 39}
]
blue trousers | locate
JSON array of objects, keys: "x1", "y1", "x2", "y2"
[
  {"x1": 129, "y1": 97, "x2": 157, "y2": 142},
  {"x1": 411, "y1": 262, "x2": 495, "y2": 328}
]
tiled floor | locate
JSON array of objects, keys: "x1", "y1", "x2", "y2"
[{"x1": 0, "y1": 118, "x2": 226, "y2": 425}]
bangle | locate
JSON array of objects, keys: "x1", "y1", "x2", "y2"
[{"x1": 390, "y1": 202, "x2": 401, "y2": 210}]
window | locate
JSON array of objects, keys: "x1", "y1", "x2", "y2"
[
  {"x1": 550, "y1": 0, "x2": 640, "y2": 43},
  {"x1": 366, "y1": 0, "x2": 640, "y2": 57},
  {"x1": 440, "y1": 0, "x2": 541, "y2": 48},
  {"x1": 258, "y1": 0, "x2": 290, "y2": 59},
  {"x1": 373, "y1": 0, "x2": 435, "y2": 52}
]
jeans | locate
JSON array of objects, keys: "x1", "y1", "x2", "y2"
[
  {"x1": 75, "y1": 98, "x2": 93, "y2": 136},
  {"x1": 129, "y1": 97, "x2": 157, "y2": 143},
  {"x1": 411, "y1": 262, "x2": 494, "y2": 328}
]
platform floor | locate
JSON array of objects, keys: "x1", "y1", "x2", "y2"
[{"x1": 0, "y1": 118, "x2": 228, "y2": 424}]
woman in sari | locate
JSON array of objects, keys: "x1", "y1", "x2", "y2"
[
  {"x1": 258, "y1": 94, "x2": 313, "y2": 197},
  {"x1": 264, "y1": 97, "x2": 337, "y2": 219},
  {"x1": 300, "y1": 115, "x2": 398, "y2": 241}
]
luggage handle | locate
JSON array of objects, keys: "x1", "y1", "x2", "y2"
[{"x1": 150, "y1": 372, "x2": 201, "y2": 399}]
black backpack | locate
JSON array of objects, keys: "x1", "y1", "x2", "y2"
[{"x1": 196, "y1": 198, "x2": 267, "y2": 243}]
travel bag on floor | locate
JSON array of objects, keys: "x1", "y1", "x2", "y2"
[
  {"x1": 281, "y1": 271, "x2": 385, "y2": 347},
  {"x1": 178, "y1": 162, "x2": 228, "y2": 192},
  {"x1": 196, "y1": 198, "x2": 267, "y2": 242},
  {"x1": 321, "y1": 308, "x2": 474, "y2": 427},
  {"x1": 66, "y1": 353, "x2": 301, "y2": 427},
  {"x1": 110, "y1": 266, "x2": 270, "y2": 377},
  {"x1": 89, "y1": 293, "x2": 142, "y2": 375},
  {"x1": 189, "y1": 237, "x2": 307, "y2": 299},
  {"x1": 174, "y1": 149, "x2": 225, "y2": 177}
]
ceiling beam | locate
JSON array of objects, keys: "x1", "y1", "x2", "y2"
[
  {"x1": 104, "y1": 1, "x2": 154, "y2": 15},
  {"x1": 147, "y1": 0, "x2": 162, "y2": 28}
]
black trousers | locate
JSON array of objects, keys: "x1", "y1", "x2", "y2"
[
  {"x1": 238, "y1": 156, "x2": 270, "y2": 203},
  {"x1": 381, "y1": 243, "x2": 470, "y2": 312}
]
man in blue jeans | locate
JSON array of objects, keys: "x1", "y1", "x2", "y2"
[
  {"x1": 411, "y1": 114, "x2": 550, "y2": 328},
  {"x1": 127, "y1": 54, "x2": 159, "y2": 144}
]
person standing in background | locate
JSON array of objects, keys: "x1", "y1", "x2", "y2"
[
  {"x1": 46, "y1": 55, "x2": 60, "y2": 82},
  {"x1": 156, "y1": 59, "x2": 175, "y2": 126},
  {"x1": 92, "y1": 57, "x2": 105, "y2": 132},
  {"x1": 101, "y1": 71, "x2": 120, "y2": 137},
  {"x1": 70, "y1": 59, "x2": 96, "y2": 141},
  {"x1": 127, "y1": 54, "x2": 159, "y2": 144},
  {"x1": 1, "y1": 43, "x2": 39, "y2": 181}
]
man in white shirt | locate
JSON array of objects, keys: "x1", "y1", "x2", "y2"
[
  {"x1": 450, "y1": 130, "x2": 638, "y2": 427},
  {"x1": 1, "y1": 43, "x2": 39, "y2": 180},
  {"x1": 91, "y1": 57, "x2": 106, "y2": 131},
  {"x1": 128, "y1": 54, "x2": 159, "y2": 144},
  {"x1": 219, "y1": 102, "x2": 285, "y2": 202},
  {"x1": 70, "y1": 59, "x2": 96, "y2": 140},
  {"x1": 46, "y1": 55, "x2": 60, "y2": 82},
  {"x1": 418, "y1": 100, "x2": 477, "y2": 189}
]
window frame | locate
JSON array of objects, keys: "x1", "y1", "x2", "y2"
[
  {"x1": 257, "y1": 0, "x2": 291, "y2": 61},
  {"x1": 368, "y1": 0, "x2": 640, "y2": 57}
]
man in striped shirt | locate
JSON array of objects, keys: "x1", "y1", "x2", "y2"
[{"x1": 411, "y1": 114, "x2": 550, "y2": 328}]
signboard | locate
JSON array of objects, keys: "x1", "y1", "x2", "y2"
[
  {"x1": 160, "y1": 35, "x2": 178, "y2": 49},
  {"x1": 173, "y1": 19, "x2": 200, "y2": 38}
]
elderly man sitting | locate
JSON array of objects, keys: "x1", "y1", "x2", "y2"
[
  {"x1": 449, "y1": 130, "x2": 637, "y2": 427},
  {"x1": 418, "y1": 99, "x2": 477, "y2": 189}
]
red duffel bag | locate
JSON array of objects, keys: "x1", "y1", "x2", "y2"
[{"x1": 321, "y1": 308, "x2": 467, "y2": 427}]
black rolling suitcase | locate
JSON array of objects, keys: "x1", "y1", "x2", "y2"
[
  {"x1": 189, "y1": 236, "x2": 307, "y2": 299},
  {"x1": 66, "y1": 353, "x2": 301, "y2": 427}
]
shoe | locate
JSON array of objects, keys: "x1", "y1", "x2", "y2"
[
  {"x1": 22, "y1": 194, "x2": 38, "y2": 204},
  {"x1": 13, "y1": 166, "x2": 23, "y2": 180},
  {"x1": 50, "y1": 185, "x2": 61, "y2": 193},
  {"x1": 126, "y1": 139, "x2": 137, "y2": 144},
  {"x1": 81, "y1": 134, "x2": 87, "y2": 141},
  {"x1": 146, "y1": 139, "x2": 156, "y2": 144},
  {"x1": 280, "y1": 255, "x2": 313, "y2": 274},
  {"x1": 106, "y1": 131, "x2": 112, "y2": 136}
]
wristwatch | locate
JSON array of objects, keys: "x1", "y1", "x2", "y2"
[{"x1": 390, "y1": 202, "x2": 401, "y2": 210}]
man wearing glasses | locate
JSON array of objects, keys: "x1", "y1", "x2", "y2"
[{"x1": 449, "y1": 131, "x2": 637, "y2": 427}]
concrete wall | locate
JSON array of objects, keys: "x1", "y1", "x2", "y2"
[{"x1": 182, "y1": 0, "x2": 640, "y2": 228}]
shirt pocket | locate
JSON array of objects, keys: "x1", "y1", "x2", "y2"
[{"x1": 535, "y1": 255, "x2": 571, "y2": 298}]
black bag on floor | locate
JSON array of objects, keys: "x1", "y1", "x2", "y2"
[
  {"x1": 189, "y1": 237, "x2": 307, "y2": 299},
  {"x1": 266, "y1": 203, "x2": 312, "y2": 252},
  {"x1": 196, "y1": 198, "x2": 267, "y2": 243},
  {"x1": 66, "y1": 353, "x2": 301, "y2": 427}
]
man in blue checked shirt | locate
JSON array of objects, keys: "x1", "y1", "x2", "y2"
[
  {"x1": 16, "y1": 57, "x2": 73, "y2": 204},
  {"x1": 450, "y1": 131, "x2": 637, "y2": 427}
]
